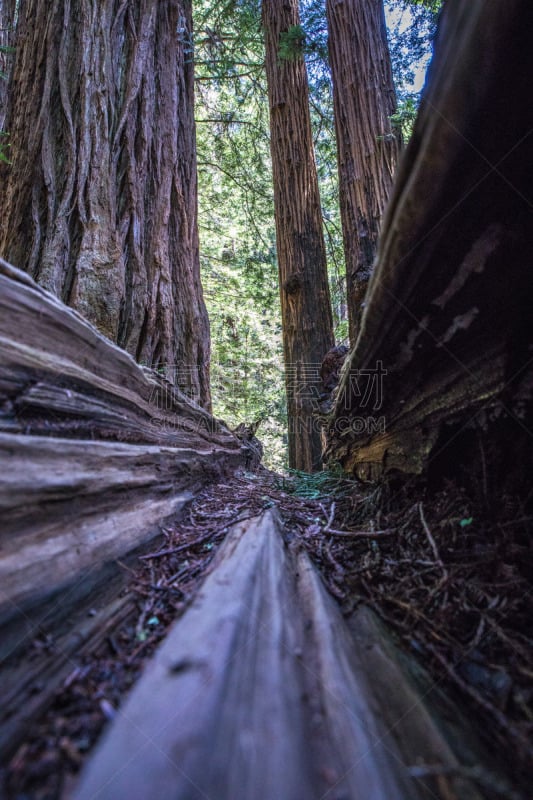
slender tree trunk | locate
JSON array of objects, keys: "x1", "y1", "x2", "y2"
[
  {"x1": 0, "y1": 0, "x2": 17, "y2": 132},
  {"x1": 0, "y1": 0, "x2": 211, "y2": 408},
  {"x1": 262, "y1": 0, "x2": 334, "y2": 472},
  {"x1": 327, "y1": 0, "x2": 400, "y2": 345}
]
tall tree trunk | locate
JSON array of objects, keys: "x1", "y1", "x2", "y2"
[
  {"x1": 262, "y1": 0, "x2": 334, "y2": 472},
  {"x1": 0, "y1": 0, "x2": 211, "y2": 409},
  {"x1": 0, "y1": 0, "x2": 17, "y2": 132},
  {"x1": 327, "y1": 0, "x2": 400, "y2": 345}
]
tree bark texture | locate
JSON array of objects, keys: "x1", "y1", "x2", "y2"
[
  {"x1": 327, "y1": 0, "x2": 400, "y2": 345},
  {"x1": 326, "y1": 0, "x2": 533, "y2": 486},
  {"x1": 0, "y1": 0, "x2": 17, "y2": 131},
  {"x1": 262, "y1": 0, "x2": 334, "y2": 472},
  {"x1": 0, "y1": 0, "x2": 211, "y2": 408}
]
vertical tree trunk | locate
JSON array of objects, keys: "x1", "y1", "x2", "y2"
[
  {"x1": 0, "y1": 0, "x2": 17, "y2": 132},
  {"x1": 0, "y1": 0, "x2": 211, "y2": 408},
  {"x1": 327, "y1": 0, "x2": 400, "y2": 345},
  {"x1": 262, "y1": 0, "x2": 334, "y2": 472}
]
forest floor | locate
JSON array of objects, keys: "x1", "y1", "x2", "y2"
[{"x1": 3, "y1": 468, "x2": 532, "y2": 800}]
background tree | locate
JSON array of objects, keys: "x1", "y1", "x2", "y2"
[
  {"x1": 192, "y1": 0, "x2": 438, "y2": 466},
  {"x1": 0, "y1": 0, "x2": 17, "y2": 160},
  {"x1": 0, "y1": 0, "x2": 211, "y2": 407},
  {"x1": 327, "y1": 0, "x2": 401, "y2": 344},
  {"x1": 262, "y1": 0, "x2": 334, "y2": 472}
]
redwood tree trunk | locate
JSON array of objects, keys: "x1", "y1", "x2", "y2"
[
  {"x1": 327, "y1": 0, "x2": 400, "y2": 345},
  {"x1": 262, "y1": 0, "x2": 334, "y2": 472},
  {"x1": 0, "y1": 0, "x2": 211, "y2": 408},
  {"x1": 0, "y1": 0, "x2": 17, "y2": 132}
]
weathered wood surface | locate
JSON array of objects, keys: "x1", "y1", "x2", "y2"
[
  {"x1": 0, "y1": 259, "x2": 232, "y2": 447},
  {"x1": 1, "y1": 588, "x2": 135, "y2": 764},
  {"x1": 1, "y1": 435, "x2": 214, "y2": 620},
  {"x1": 0, "y1": 259, "x2": 244, "y2": 757},
  {"x1": 327, "y1": 0, "x2": 533, "y2": 480},
  {"x1": 73, "y1": 510, "x2": 480, "y2": 800},
  {"x1": 0, "y1": 259, "x2": 243, "y2": 613}
]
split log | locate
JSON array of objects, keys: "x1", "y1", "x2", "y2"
[
  {"x1": 73, "y1": 509, "x2": 482, "y2": 800},
  {"x1": 327, "y1": 0, "x2": 533, "y2": 482},
  {"x1": 0, "y1": 259, "x2": 244, "y2": 757}
]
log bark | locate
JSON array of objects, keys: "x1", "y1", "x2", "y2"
[
  {"x1": 327, "y1": 0, "x2": 533, "y2": 484},
  {"x1": 0, "y1": 259, "x2": 244, "y2": 757},
  {"x1": 326, "y1": 0, "x2": 400, "y2": 344},
  {"x1": 0, "y1": 0, "x2": 211, "y2": 407},
  {"x1": 73, "y1": 509, "x2": 481, "y2": 800},
  {"x1": 262, "y1": 0, "x2": 334, "y2": 472}
]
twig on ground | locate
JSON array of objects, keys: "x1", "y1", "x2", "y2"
[{"x1": 419, "y1": 502, "x2": 448, "y2": 580}]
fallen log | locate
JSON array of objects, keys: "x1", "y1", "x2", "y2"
[
  {"x1": 1, "y1": 591, "x2": 135, "y2": 769},
  {"x1": 0, "y1": 259, "x2": 245, "y2": 758},
  {"x1": 73, "y1": 509, "x2": 482, "y2": 800},
  {"x1": 326, "y1": 0, "x2": 533, "y2": 483},
  {"x1": 0, "y1": 258, "x2": 233, "y2": 447}
]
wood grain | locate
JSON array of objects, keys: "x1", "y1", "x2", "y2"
[
  {"x1": 73, "y1": 510, "x2": 480, "y2": 800},
  {"x1": 0, "y1": 260, "x2": 244, "y2": 758}
]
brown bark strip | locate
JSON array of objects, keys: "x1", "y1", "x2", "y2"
[{"x1": 0, "y1": 0, "x2": 17, "y2": 131}]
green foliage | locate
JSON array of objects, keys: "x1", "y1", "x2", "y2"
[
  {"x1": 278, "y1": 25, "x2": 306, "y2": 61},
  {"x1": 0, "y1": 130, "x2": 10, "y2": 163},
  {"x1": 390, "y1": 94, "x2": 418, "y2": 139},
  {"x1": 0, "y1": 43, "x2": 15, "y2": 81},
  {"x1": 277, "y1": 464, "x2": 351, "y2": 499},
  {"x1": 409, "y1": 0, "x2": 442, "y2": 12},
  {"x1": 385, "y1": 0, "x2": 441, "y2": 110},
  {"x1": 194, "y1": 0, "x2": 288, "y2": 469}
]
